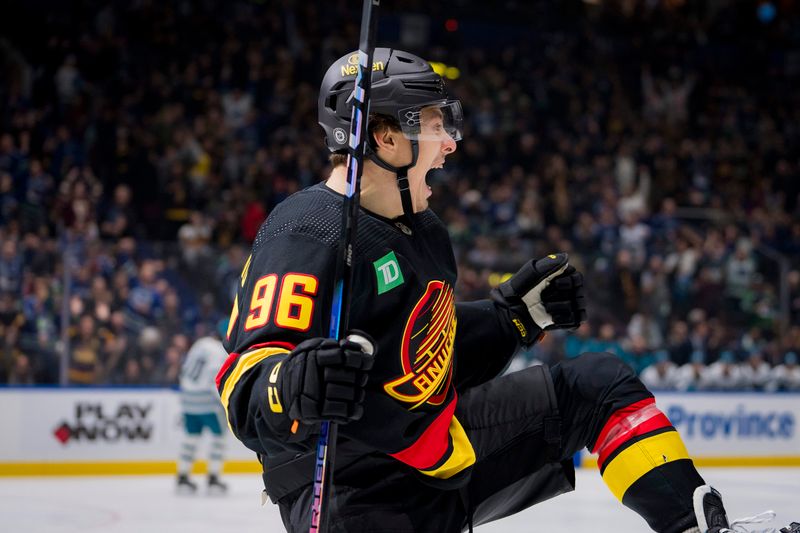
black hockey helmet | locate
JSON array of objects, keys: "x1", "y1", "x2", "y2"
[{"x1": 318, "y1": 48, "x2": 463, "y2": 152}]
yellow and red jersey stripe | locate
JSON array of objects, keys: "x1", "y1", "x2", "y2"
[{"x1": 388, "y1": 393, "x2": 475, "y2": 479}]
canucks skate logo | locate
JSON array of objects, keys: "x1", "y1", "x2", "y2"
[{"x1": 384, "y1": 280, "x2": 456, "y2": 409}]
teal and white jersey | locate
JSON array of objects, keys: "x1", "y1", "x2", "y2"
[{"x1": 180, "y1": 337, "x2": 228, "y2": 415}]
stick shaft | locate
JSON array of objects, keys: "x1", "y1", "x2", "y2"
[{"x1": 309, "y1": 2, "x2": 380, "y2": 532}]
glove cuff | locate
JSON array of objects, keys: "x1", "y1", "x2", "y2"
[{"x1": 491, "y1": 287, "x2": 544, "y2": 347}]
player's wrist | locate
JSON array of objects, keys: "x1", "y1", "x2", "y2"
[
  {"x1": 490, "y1": 253, "x2": 587, "y2": 347},
  {"x1": 276, "y1": 335, "x2": 375, "y2": 425},
  {"x1": 490, "y1": 288, "x2": 544, "y2": 347}
]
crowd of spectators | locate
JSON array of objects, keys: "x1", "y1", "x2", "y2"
[{"x1": 0, "y1": 1, "x2": 798, "y2": 389}]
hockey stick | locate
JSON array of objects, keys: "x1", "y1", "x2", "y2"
[{"x1": 309, "y1": 1, "x2": 380, "y2": 532}]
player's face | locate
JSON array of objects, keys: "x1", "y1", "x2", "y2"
[{"x1": 406, "y1": 107, "x2": 457, "y2": 212}]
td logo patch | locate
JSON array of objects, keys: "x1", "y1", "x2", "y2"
[{"x1": 374, "y1": 251, "x2": 404, "y2": 294}]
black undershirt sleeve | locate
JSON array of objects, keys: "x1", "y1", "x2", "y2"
[{"x1": 453, "y1": 300, "x2": 520, "y2": 391}]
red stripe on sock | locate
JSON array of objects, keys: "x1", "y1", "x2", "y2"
[
  {"x1": 596, "y1": 411, "x2": 672, "y2": 468},
  {"x1": 592, "y1": 398, "x2": 654, "y2": 454}
]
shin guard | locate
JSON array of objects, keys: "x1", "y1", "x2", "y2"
[{"x1": 592, "y1": 398, "x2": 704, "y2": 533}]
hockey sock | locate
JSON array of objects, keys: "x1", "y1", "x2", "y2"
[
  {"x1": 208, "y1": 434, "x2": 225, "y2": 476},
  {"x1": 178, "y1": 434, "x2": 200, "y2": 475},
  {"x1": 592, "y1": 398, "x2": 705, "y2": 533}
]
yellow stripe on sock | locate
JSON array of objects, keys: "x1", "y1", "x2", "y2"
[{"x1": 601, "y1": 431, "x2": 690, "y2": 501}]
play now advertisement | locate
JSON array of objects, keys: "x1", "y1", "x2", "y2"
[{"x1": 0, "y1": 388, "x2": 255, "y2": 463}]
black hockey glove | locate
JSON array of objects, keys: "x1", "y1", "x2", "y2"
[
  {"x1": 491, "y1": 253, "x2": 586, "y2": 347},
  {"x1": 279, "y1": 332, "x2": 376, "y2": 425}
]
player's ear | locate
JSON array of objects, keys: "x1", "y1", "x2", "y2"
[{"x1": 372, "y1": 128, "x2": 396, "y2": 153}]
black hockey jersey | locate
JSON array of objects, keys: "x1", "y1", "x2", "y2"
[{"x1": 217, "y1": 183, "x2": 518, "y2": 490}]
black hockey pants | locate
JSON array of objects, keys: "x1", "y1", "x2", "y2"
[{"x1": 273, "y1": 352, "x2": 659, "y2": 533}]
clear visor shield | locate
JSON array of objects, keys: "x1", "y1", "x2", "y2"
[{"x1": 397, "y1": 100, "x2": 463, "y2": 142}]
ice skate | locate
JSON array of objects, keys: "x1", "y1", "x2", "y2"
[
  {"x1": 688, "y1": 485, "x2": 775, "y2": 533},
  {"x1": 176, "y1": 473, "x2": 198, "y2": 495},
  {"x1": 207, "y1": 474, "x2": 228, "y2": 496}
]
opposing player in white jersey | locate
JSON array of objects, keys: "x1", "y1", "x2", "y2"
[{"x1": 177, "y1": 321, "x2": 230, "y2": 495}]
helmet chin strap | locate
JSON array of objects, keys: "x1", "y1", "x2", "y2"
[{"x1": 366, "y1": 141, "x2": 419, "y2": 220}]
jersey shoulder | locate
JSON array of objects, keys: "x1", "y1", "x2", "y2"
[
  {"x1": 253, "y1": 184, "x2": 342, "y2": 252},
  {"x1": 253, "y1": 183, "x2": 412, "y2": 260}
]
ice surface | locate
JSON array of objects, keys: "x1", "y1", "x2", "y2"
[{"x1": 0, "y1": 468, "x2": 796, "y2": 532}]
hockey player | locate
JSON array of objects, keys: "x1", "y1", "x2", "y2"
[
  {"x1": 217, "y1": 49, "x2": 773, "y2": 532},
  {"x1": 177, "y1": 320, "x2": 229, "y2": 495}
]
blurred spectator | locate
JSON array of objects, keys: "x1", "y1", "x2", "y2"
[
  {"x1": 585, "y1": 322, "x2": 624, "y2": 357},
  {"x1": 638, "y1": 255, "x2": 670, "y2": 325},
  {"x1": 222, "y1": 88, "x2": 253, "y2": 132},
  {"x1": 7, "y1": 351, "x2": 35, "y2": 385},
  {"x1": 160, "y1": 289, "x2": 192, "y2": 341},
  {"x1": 158, "y1": 345, "x2": 183, "y2": 387},
  {"x1": 514, "y1": 330, "x2": 563, "y2": 368},
  {"x1": 666, "y1": 320, "x2": 693, "y2": 367},
  {"x1": 619, "y1": 335, "x2": 657, "y2": 375},
  {"x1": 0, "y1": 173, "x2": 18, "y2": 225},
  {"x1": 100, "y1": 184, "x2": 137, "y2": 239},
  {"x1": 766, "y1": 352, "x2": 800, "y2": 392},
  {"x1": 626, "y1": 311, "x2": 664, "y2": 351},
  {"x1": 564, "y1": 322, "x2": 591, "y2": 359},
  {"x1": 55, "y1": 54, "x2": 82, "y2": 104},
  {"x1": 789, "y1": 270, "x2": 800, "y2": 326},
  {"x1": 126, "y1": 260, "x2": 164, "y2": 331},
  {"x1": 640, "y1": 351, "x2": 678, "y2": 391},
  {"x1": 664, "y1": 235, "x2": 701, "y2": 315},
  {"x1": 68, "y1": 314, "x2": 106, "y2": 385},
  {"x1": 0, "y1": 291, "x2": 24, "y2": 350},
  {"x1": 0, "y1": 239, "x2": 23, "y2": 294},
  {"x1": 178, "y1": 212, "x2": 213, "y2": 267},
  {"x1": 133, "y1": 326, "x2": 163, "y2": 385},
  {"x1": 618, "y1": 211, "x2": 650, "y2": 270},
  {"x1": 118, "y1": 359, "x2": 146, "y2": 386},
  {"x1": 675, "y1": 351, "x2": 710, "y2": 392},
  {"x1": 702, "y1": 351, "x2": 743, "y2": 391},
  {"x1": 103, "y1": 310, "x2": 131, "y2": 382},
  {"x1": 739, "y1": 350, "x2": 772, "y2": 391},
  {"x1": 240, "y1": 199, "x2": 268, "y2": 243}
]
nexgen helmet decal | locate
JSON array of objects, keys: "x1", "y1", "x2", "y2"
[{"x1": 384, "y1": 280, "x2": 456, "y2": 410}]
